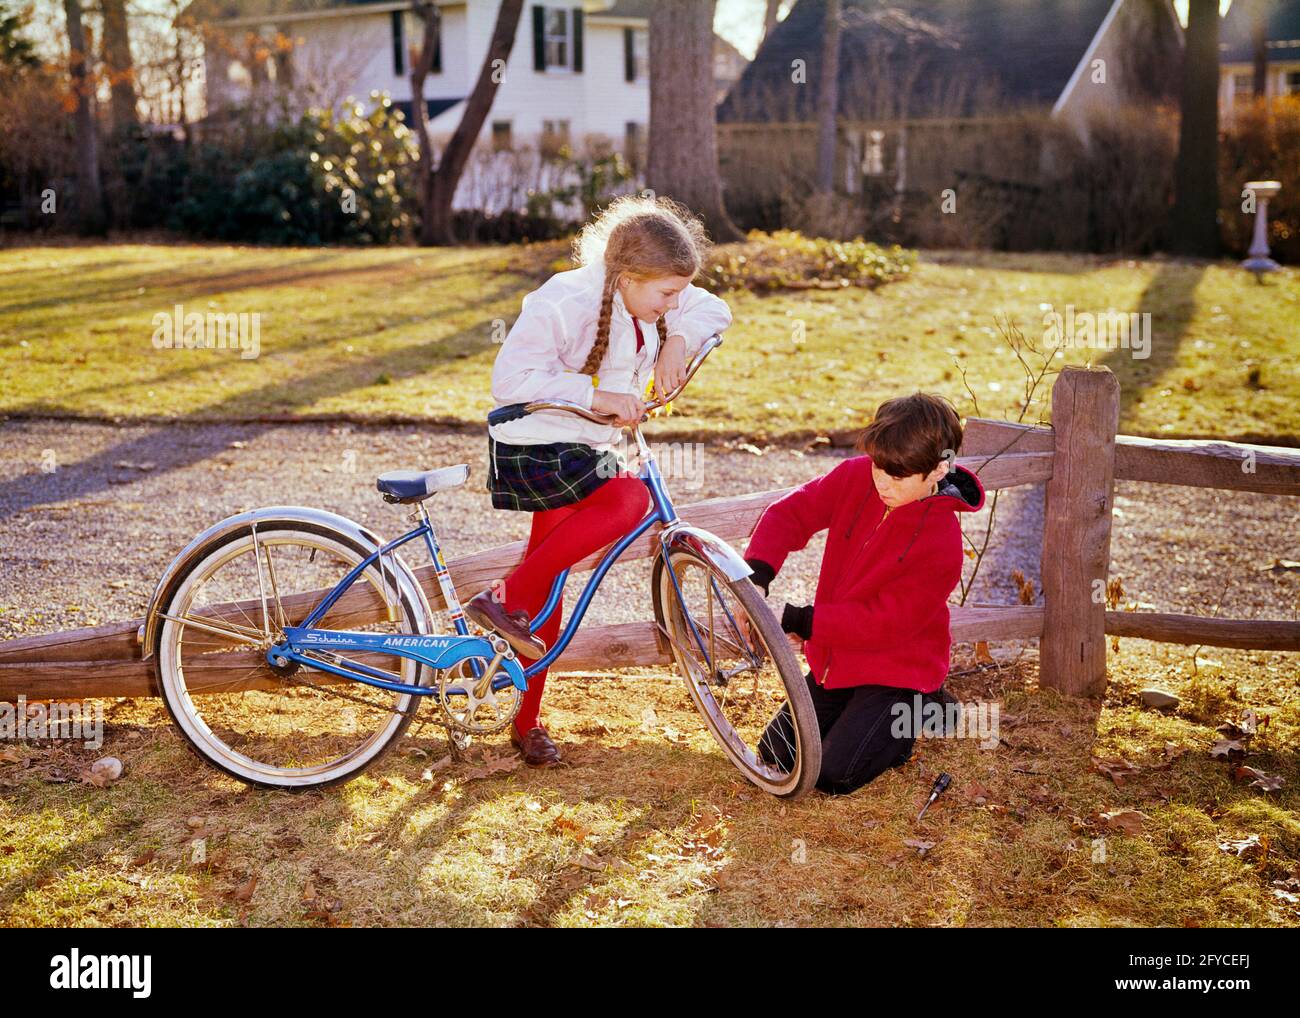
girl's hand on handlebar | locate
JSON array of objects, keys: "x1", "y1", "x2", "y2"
[
  {"x1": 654, "y1": 334, "x2": 688, "y2": 396},
  {"x1": 592, "y1": 390, "x2": 646, "y2": 426}
]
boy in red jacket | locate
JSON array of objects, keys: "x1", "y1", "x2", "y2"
[{"x1": 744, "y1": 393, "x2": 985, "y2": 795}]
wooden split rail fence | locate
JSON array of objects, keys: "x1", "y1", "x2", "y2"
[{"x1": 2, "y1": 366, "x2": 1297, "y2": 702}]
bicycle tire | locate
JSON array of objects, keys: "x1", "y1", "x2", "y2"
[
  {"x1": 153, "y1": 518, "x2": 432, "y2": 790},
  {"x1": 652, "y1": 547, "x2": 822, "y2": 799}
]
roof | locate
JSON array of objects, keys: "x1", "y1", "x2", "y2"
[
  {"x1": 187, "y1": 0, "x2": 651, "y2": 22},
  {"x1": 184, "y1": 0, "x2": 393, "y2": 21},
  {"x1": 1220, "y1": 0, "x2": 1300, "y2": 64},
  {"x1": 718, "y1": 0, "x2": 1128, "y2": 122}
]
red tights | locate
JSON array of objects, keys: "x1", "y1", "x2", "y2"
[{"x1": 503, "y1": 476, "x2": 650, "y2": 734}]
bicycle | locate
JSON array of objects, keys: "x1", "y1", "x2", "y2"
[{"x1": 142, "y1": 335, "x2": 822, "y2": 797}]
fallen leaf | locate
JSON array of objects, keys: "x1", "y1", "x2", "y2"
[
  {"x1": 964, "y1": 781, "x2": 991, "y2": 805},
  {"x1": 1091, "y1": 756, "x2": 1139, "y2": 785},
  {"x1": 1100, "y1": 809, "x2": 1148, "y2": 836},
  {"x1": 229, "y1": 875, "x2": 258, "y2": 903},
  {"x1": 1233, "y1": 765, "x2": 1284, "y2": 792}
]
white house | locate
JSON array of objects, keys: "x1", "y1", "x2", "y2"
[
  {"x1": 193, "y1": 0, "x2": 655, "y2": 159},
  {"x1": 1217, "y1": 0, "x2": 1300, "y2": 116}
]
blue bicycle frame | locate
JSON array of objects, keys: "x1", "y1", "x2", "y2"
[{"x1": 267, "y1": 448, "x2": 691, "y2": 700}]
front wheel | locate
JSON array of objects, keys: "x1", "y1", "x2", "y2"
[{"x1": 652, "y1": 547, "x2": 821, "y2": 799}]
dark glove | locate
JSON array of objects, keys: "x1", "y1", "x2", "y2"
[
  {"x1": 744, "y1": 557, "x2": 776, "y2": 596},
  {"x1": 781, "y1": 603, "x2": 814, "y2": 641}
]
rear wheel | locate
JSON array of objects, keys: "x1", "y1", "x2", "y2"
[
  {"x1": 653, "y1": 547, "x2": 821, "y2": 799},
  {"x1": 153, "y1": 521, "x2": 431, "y2": 789}
]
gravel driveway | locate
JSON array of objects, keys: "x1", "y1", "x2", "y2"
[{"x1": 1, "y1": 419, "x2": 1296, "y2": 654}]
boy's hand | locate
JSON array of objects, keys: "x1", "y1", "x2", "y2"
[
  {"x1": 654, "y1": 334, "x2": 688, "y2": 397},
  {"x1": 592, "y1": 390, "x2": 646, "y2": 426}
]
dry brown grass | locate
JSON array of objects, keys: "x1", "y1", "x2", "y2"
[{"x1": 1, "y1": 641, "x2": 1297, "y2": 927}]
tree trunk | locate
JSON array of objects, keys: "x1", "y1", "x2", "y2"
[
  {"x1": 1170, "y1": 0, "x2": 1219, "y2": 258},
  {"x1": 814, "y1": 0, "x2": 841, "y2": 194},
  {"x1": 413, "y1": 0, "x2": 523, "y2": 246},
  {"x1": 760, "y1": 0, "x2": 781, "y2": 50},
  {"x1": 1250, "y1": 0, "x2": 1269, "y2": 98},
  {"x1": 647, "y1": 0, "x2": 742, "y2": 242},
  {"x1": 100, "y1": 0, "x2": 138, "y2": 133},
  {"x1": 63, "y1": 0, "x2": 106, "y2": 235}
]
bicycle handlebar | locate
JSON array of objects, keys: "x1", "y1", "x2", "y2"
[{"x1": 487, "y1": 333, "x2": 723, "y2": 429}]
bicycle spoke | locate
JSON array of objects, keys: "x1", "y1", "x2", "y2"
[
  {"x1": 157, "y1": 610, "x2": 265, "y2": 647},
  {"x1": 249, "y1": 522, "x2": 272, "y2": 636},
  {"x1": 158, "y1": 525, "x2": 429, "y2": 783},
  {"x1": 262, "y1": 541, "x2": 289, "y2": 631},
  {"x1": 658, "y1": 548, "x2": 813, "y2": 794}
]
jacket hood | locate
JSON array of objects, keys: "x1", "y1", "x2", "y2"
[{"x1": 932, "y1": 464, "x2": 986, "y2": 514}]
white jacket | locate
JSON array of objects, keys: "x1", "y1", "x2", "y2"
[{"x1": 488, "y1": 261, "x2": 732, "y2": 449}]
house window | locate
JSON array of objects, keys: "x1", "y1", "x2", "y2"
[
  {"x1": 227, "y1": 58, "x2": 252, "y2": 96},
  {"x1": 541, "y1": 118, "x2": 571, "y2": 156},
  {"x1": 1233, "y1": 71, "x2": 1255, "y2": 99},
  {"x1": 631, "y1": 28, "x2": 648, "y2": 80},
  {"x1": 545, "y1": 8, "x2": 569, "y2": 69},
  {"x1": 492, "y1": 120, "x2": 513, "y2": 150},
  {"x1": 392, "y1": 11, "x2": 405, "y2": 76},
  {"x1": 864, "y1": 129, "x2": 885, "y2": 176},
  {"x1": 625, "y1": 121, "x2": 643, "y2": 172},
  {"x1": 1286, "y1": 70, "x2": 1300, "y2": 94}
]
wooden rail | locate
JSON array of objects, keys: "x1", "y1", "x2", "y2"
[{"x1": 2, "y1": 365, "x2": 1297, "y2": 703}]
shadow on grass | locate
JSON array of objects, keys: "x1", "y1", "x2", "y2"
[
  {"x1": 0, "y1": 281, "x2": 528, "y2": 522},
  {"x1": 36, "y1": 266, "x2": 529, "y2": 406},
  {"x1": 0, "y1": 252, "x2": 445, "y2": 323},
  {"x1": 1102, "y1": 260, "x2": 1207, "y2": 425}
]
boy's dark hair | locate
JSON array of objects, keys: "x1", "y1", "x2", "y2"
[{"x1": 855, "y1": 393, "x2": 963, "y2": 478}]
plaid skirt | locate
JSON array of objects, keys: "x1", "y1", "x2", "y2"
[{"x1": 486, "y1": 436, "x2": 626, "y2": 512}]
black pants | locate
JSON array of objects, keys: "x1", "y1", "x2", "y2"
[{"x1": 759, "y1": 671, "x2": 917, "y2": 795}]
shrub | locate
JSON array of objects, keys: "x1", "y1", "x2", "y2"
[
  {"x1": 701, "y1": 229, "x2": 915, "y2": 293},
  {"x1": 171, "y1": 93, "x2": 416, "y2": 244}
]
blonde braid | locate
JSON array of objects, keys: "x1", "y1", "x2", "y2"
[
  {"x1": 582, "y1": 271, "x2": 618, "y2": 375},
  {"x1": 655, "y1": 316, "x2": 670, "y2": 348}
]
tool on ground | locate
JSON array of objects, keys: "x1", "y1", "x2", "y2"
[{"x1": 916, "y1": 772, "x2": 952, "y2": 822}]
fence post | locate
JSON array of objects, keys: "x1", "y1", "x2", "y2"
[{"x1": 1039, "y1": 365, "x2": 1120, "y2": 697}]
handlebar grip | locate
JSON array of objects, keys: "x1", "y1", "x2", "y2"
[{"x1": 487, "y1": 403, "x2": 530, "y2": 426}]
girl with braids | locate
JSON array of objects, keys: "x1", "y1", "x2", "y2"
[{"x1": 466, "y1": 195, "x2": 732, "y2": 766}]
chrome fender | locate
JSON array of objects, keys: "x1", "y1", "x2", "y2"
[
  {"x1": 140, "y1": 505, "x2": 431, "y2": 659},
  {"x1": 657, "y1": 522, "x2": 752, "y2": 582}
]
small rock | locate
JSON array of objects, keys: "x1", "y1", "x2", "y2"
[
  {"x1": 1139, "y1": 688, "x2": 1179, "y2": 711},
  {"x1": 91, "y1": 756, "x2": 123, "y2": 781}
]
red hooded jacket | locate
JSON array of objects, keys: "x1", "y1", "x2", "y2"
[{"x1": 743, "y1": 455, "x2": 985, "y2": 693}]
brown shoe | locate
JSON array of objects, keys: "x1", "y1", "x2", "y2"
[
  {"x1": 464, "y1": 590, "x2": 546, "y2": 658},
  {"x1": 510, "y1": 725, "x2": 562, "y2": 767}
]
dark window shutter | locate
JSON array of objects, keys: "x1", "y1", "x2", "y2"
[
  {"x1": 572, "y1": 8, "x2": 583, "y2": 72},
  {"x1": 624, "y1": 26, "x2": 634, "y2": 81},
  {"x1": 391, "y1": 10, "x2": 405, "y2": 77},
  {"x1": 532, "y1": 5, "x2": 546, "y2": 70},
  {"x1": 432, "y1": 24, "x2": 442, "y2": 73}
]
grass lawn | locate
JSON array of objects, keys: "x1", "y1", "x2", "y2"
[
  {"x1": 2, "y1": 643, "x2": 1297, "y2": 928},
  {"x1": 1, "y1": 242, "x2": 1297, "y2": 445}
]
